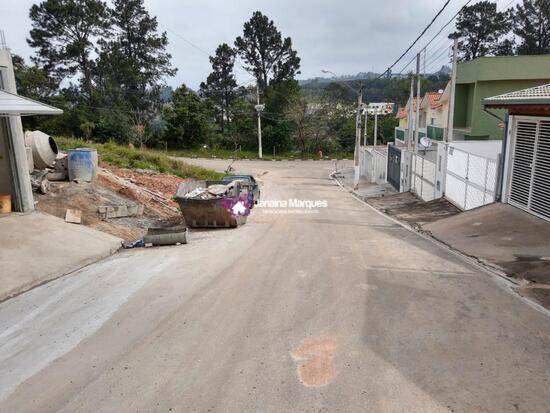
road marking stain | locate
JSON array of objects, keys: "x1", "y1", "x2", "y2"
[
  {"x1": 290, "y1": 337, "x2": 337, "y2": 387},
  {"x1": 358, "y1": 283, "x2": 378, "y2": 291}
]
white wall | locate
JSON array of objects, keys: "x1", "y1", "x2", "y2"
[{"x1": 449, "y1": 140, "x2": 502, "y2": 160}]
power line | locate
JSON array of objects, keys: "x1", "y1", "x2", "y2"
[
  {"x1": 159, "y1": 23, "x2": 256, "y2": 86},
  {"x1": 374, "y1": 0, "x2": 452, "y2": 80},
  {"x1": 394, "y1": 0, "x2": 474, "y2": 76}
]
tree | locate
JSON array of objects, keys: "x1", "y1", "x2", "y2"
[
  {"x1": 286, "y1": 96, "x2": 310, "y2": 154},
  {"x1": 28, "y1": 0, "x2": 109, "y2": 101},
  {"x1": 163, "y1": 85, "x2": 216, "y2": 149},
  {"x1": 449, "y1": 1, "x2": 512, "y2": 61},
  {"x1": 225, "y1": 98, "x2": 256, "y2": 150},
  {"x1": 514, "y1": 0, "x2": 550, "y2": 55},
  {"x1": 234, "y1": 11, "x2": 300, "y2": 94},
  {"x1": 12, "y1": 54, "x2": 58, "y2": 101},
  {"x1": 96, "y1": 0, "x2": 176, "y2": 113},
  {"x1": 200, "y1": 43, "x2": 239, "y2": 135}
]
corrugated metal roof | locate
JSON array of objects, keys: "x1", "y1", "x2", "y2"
[
  {"x1": 0, "y1": 90, "x2": 63, "y2": 116},
  {"x1": 483, "y1": 83, "x2": 550, "y2": 106}
]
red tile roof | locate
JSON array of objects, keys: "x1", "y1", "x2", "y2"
[{"x1": 424, "y1": 91, "x2": 443, "y2": 109}]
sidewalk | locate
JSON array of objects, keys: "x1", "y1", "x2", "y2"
[
  {"x1": 335, "y1": 168, "x2": 395, "y2": 198},
  {"x1": 0, "y1": 211, "x2": 121, "y2": 302},
  {"x1": 334, "y1": 168, "x2": 550, "y2": 310},
  {"x1": 424, "y1": 204, "x2": 550, "y2": 308}
]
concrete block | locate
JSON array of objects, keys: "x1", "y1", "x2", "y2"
[
  {"x1": 98, "y1": 204, "x2": 144, "y2": 219},
  {"x1": 65, "y1": 209, "x2": 82, "y2": 224}
]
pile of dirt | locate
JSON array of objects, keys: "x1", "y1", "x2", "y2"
[
  {"x1": 35, "y1": 165, "x2": 185, "y2": 241},
  {"x1": 109, "y1": 166, "x2": 186, "y2": 202}
]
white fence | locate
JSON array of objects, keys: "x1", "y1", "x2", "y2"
[
  {"x1": 360, "y1": 147, "x2": 387, "y2": 184},
  {"x1": 410, "y1": 153, "x2": 437, "y2": 202},
  {"x1": 444, "y1": 145, "x2": 498, "y2": 210}
]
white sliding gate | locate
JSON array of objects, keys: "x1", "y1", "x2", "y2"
[
  {"x1": 444, "y1": 145, "x2": 498, "y2": 210},
  {"x1": 360, "y1": 147, "x2": 387, "y2": 184}
]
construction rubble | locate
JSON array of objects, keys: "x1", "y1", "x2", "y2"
[{"x1": 26, "y1": 131, "x2": 257, "y2": 247}]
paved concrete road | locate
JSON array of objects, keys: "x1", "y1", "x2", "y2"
[{"x1": 1, "y1": 159, "x2": 549, "y2": 412}]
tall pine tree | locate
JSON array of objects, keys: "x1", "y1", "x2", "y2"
[
  {"x1": 514, "y1": 0, "x2": 550, "y2": 55},
  {"x1": 27, "y1": 0, "x2": 109, "y2": 101},
  {"x1": 200, "y1": 43, "x2": 239, "y2": 135},
  {"x1": 449, "y1": 1, "x2": 512, "y2": 60},
  {"x1": 234, "y1": 11, "x2": 300, "y2": 94},
  {"x1": 96, "y1": 0, "x2": 176, "y2": 113}
]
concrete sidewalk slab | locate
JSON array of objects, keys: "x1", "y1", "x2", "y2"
[
  {"x1": 424, "y1": 203, "x2": 550, "y2": 307},
  {"x1": 336, "y1": 168, "x2": 396, "y2": 198},
  {"x1": 0, "y1": 211, "x2": 121, "y2": 302}
]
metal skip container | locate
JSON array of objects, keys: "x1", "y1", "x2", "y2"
[
  {"x1": 174, "y1": 181, "x2": 249, "y2": 228},
  {"x1": 67, "y1": 148, "x2": 98, "y2": 182}
]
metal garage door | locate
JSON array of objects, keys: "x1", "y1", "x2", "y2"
[{"x1": 509, "y1": 118, "x2": 550, "y2": 220}]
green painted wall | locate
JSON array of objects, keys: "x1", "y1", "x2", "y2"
[
  {"x1": 457, "y1": 55, "x2": 550, "y2": 83},
  {"x1": 427, "y1": 125, "x2": 444, "y2": 141},
  {"x1": 454, "y1": 55, "x2": 550, "y2": 140}
]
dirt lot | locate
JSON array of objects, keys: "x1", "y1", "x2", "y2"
[{"x1": 36, "y1": 165, "x2": 185, "y2": 241}]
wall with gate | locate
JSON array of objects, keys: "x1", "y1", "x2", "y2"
[
  {"x1": 359, "y1": 147, "x2": 387, "y2": 184},
  {"x1": 410, "y1": 153, "x2": 437, "y2": 202},
  {"x1": 444, "y1": 144, "x2": 498, "y2": 210}
]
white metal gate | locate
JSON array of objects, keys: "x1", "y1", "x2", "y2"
[
  {"x1": 411, "y1": 153, "x2": 437, "y2": 201},
  {"x1": 445, "y1": 145, "x2": 498, "y2": 210},
  {"x1": 360, "y1": 147, "x2": 387, "y2": 185},
  {"x1": 509, "y1": 118, "x2": 550, "y2": 220}
]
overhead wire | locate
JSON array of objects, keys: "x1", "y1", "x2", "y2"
[{"x1": 372, "y1": 0, "x2": 452, "y2": 80}]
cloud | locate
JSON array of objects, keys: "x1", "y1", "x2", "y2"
[{"x1": 2, "y1": 0, "x2": 516, "y2": 89}]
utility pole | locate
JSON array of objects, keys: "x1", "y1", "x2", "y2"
[
  {"x1": 353, "y1": 83, "x2": 363, "y2": 189},
  {"x1": 445, "y1": 39, "x2": 458, "y2": 143},
  {"x1": 414, "y1": 53, "x2": 421, "y2": 154},
  {"x1": 438, "y1": 39, "x2": 458, "y2": 199},
  {"x1": 373, "y1": 108, "x2": 379, "y2": 148},
  {"x1": 407, "y1": 77, "x2": 414, "y2": 149},
  {"x1": 363, "y1": 109, "x2": 368, "y2": 146},
  {"x1": 255, "y1": 83, "x2": 265, "y2": 158}
]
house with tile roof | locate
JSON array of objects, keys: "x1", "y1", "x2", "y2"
[
  {"x1": 452, "y1": 55, "x2": 550, "y2": 141},
  {"x1": 394, "y1": 96, "x2": 419, "y2": 144},
  {"x1": 483, "y1": 83, "x2": 550, "y2": 221}
]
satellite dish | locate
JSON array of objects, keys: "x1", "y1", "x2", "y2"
[{"x1": 420, "y1": 137, "x2": 432, "y2": 148}]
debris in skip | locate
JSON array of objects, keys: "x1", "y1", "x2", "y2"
[{"x1": 175, "y1": 179, "x2": 257, "y2": 228}]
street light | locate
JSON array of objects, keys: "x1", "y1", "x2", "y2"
[{"x1": 322, "y1": 69, "x2": 363, "y2": 189}]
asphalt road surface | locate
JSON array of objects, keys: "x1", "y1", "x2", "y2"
[{"x1": 1, "y1": 159, "x2": 549, "y2": 412}]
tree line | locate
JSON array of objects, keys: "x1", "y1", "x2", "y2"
[
  {"x1": 15, "y1": 1, "x2": 375, "y2": 155},
  {"x1": 450, "y1": 0, "x2": 550, "y2": 60}
]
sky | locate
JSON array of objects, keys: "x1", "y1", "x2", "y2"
[{"x1": 0, "y1": 0, "x2": 521, "y2": 90}]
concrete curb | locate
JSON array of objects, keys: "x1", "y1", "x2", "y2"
[
  {"x1": 0, "y1": 243, "x2": 121, "y2": 304},
  {"x1": 330, "y1": 169, "x2": 550, "y2": 317}
]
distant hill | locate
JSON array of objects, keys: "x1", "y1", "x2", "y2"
[{"x1": 299, "y1": 66, "x2": 451, "y2": 106}]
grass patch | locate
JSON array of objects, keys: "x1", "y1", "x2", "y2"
[
  {"x1": 56, "y1": 137, "x2": 225, "y2": 181},
  {"x1": 170, "y1": 147, "x2": 354, "y2": 161}
]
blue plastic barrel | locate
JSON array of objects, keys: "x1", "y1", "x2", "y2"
[{"x1": 68, "y1": 148, "x2": 97, "y2": 182}]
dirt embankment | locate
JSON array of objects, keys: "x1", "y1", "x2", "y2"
[{"x1": 36, "y1": 164, "x2": 186, "y2": 241}]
